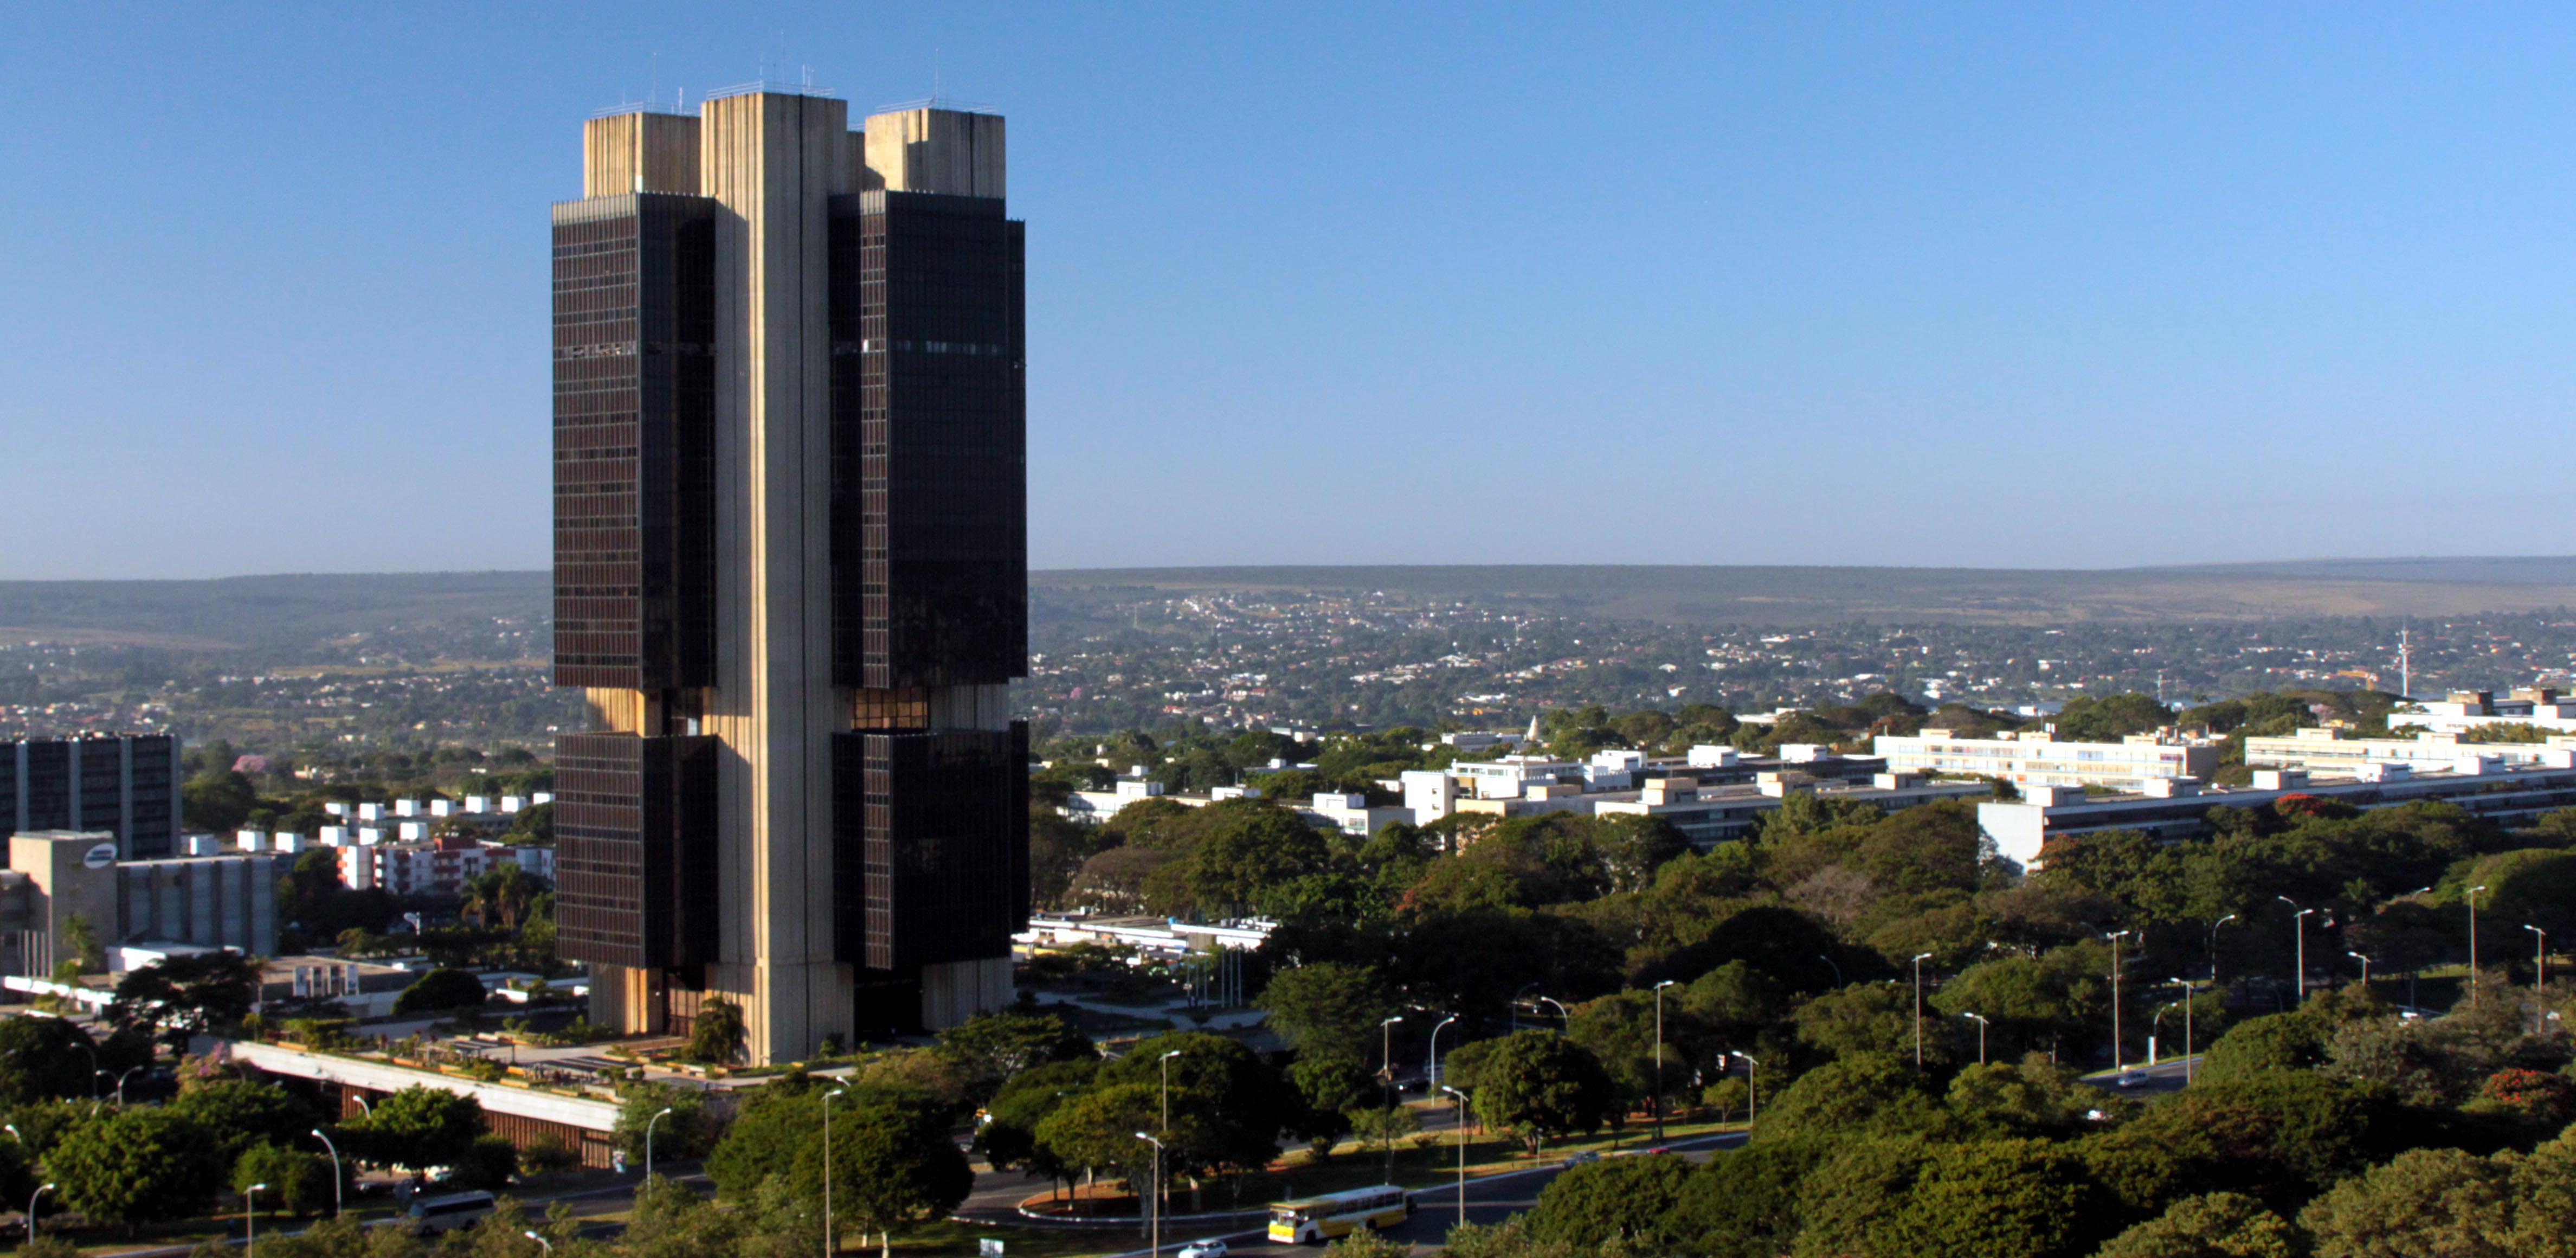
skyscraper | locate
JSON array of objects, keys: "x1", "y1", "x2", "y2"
[{"x1": 551, "y1": 86, "x2": 1027, "y2": 1063}]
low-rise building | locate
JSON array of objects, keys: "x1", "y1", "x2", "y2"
[
  {"x1": 336, "y1": 835, "x2": 551, "y2": 896},
  {"x1": 1874, "y1": 728, "x2": 2217, "y2": 792},
  {"x1": 0, "y1": 831, "x2": 283, "y2": 973},
  {"x1": 2245, "y1": 727, "x2": 2576, "y2": 773},
  {"x1": 2385, "y1": 688, "x2": 2576, "y2": 737},
  {"x1": 1977, "y1": 759, "x2": 2576, "y2": 867}
]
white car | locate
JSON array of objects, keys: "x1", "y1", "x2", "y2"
[{"x1": 1177, "y1": 1241, "x2": 1228, "y2": 1258}]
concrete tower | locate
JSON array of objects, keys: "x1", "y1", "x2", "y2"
[{"x1": 551, "y1": 87, "x2": 1027, "y2": 1063}]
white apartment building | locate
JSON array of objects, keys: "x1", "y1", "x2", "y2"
[
  {"x1": 1873, "y1": 728, "x2": 2217, "y2": 791},
  {"x1": 336, "y1": 836, "x2": 552, "y2": 896}
]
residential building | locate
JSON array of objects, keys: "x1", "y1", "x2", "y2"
[
  {"x1": 1, "y1": 734, "x2": 181, "y2": 858},
  {"x1": 552, "y1": 92, "x2": 1026, "y2": 1059},
  {"x1": 336, "y1": 835, "x2": 553, "y2": 897},
  {"x1": 1873, "y1": 728, "x2": 2217, "y2": 792},
  {"x1": 1464, "y1": 769, "x2": 1987, "y2": 848}
]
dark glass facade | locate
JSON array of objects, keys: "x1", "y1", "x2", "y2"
[
  {"x1": 830, "y1": 191, "x2": 1028, "y2": 690},
  {"x1": 551, "y1": 194, "x2": 718, "y2": 691},
  {"x1": 833, "y1": 723, "x2": 1030, "y2": 971},
  {"x1": 2, "y1": 735, "x2": 178, "y2": 858},
  {"x1": 554, "y1": 731, "x2": 719, "y2": 978}
]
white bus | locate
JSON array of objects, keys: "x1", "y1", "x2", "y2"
[{"x1": 1267, "y1": 1185, "x2": 1411, "y2": 1244}]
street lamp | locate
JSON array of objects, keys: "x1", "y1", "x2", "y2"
[
  {"x1": 2277, "y1": 897, "x2": 2316, "y2": 1002},
  {"x1": 1728, "y1": 1052, "x2": 1759, "y2": 1127},
  {"x1": 1426, "y1": 1014, "x2": 1458, "y2": 1093},
  {"x1": 1439, "y1": 1086, "x2": 1471, "y2": 1226},
  {"x1": 525, "y1": 1232, "x2": 553, "y2": 1255},
  {"x1": 2469, "y1": 885, "x2": 2489, "y2": 993},
  {"x1": 2527, "y1": 925, "x2": 2551, "y2": 1035},
  {"x1": 27, "y1": 1184, "x2": 51, "y2": 1244},
  {"x1": 645, "y1": 1106, "x2": 675, "y2": 1180},
  {"x1": 310, "y1": 1129, "x2": 343, "y2": 1217},
  {"x1": 1134, "y1": 1132, "x2": 1167, "y2": 1258},
  {"x1": 1653, "y1": 980, "x2": 1677, "y2": 1139},
  {"x1": 2348, "y1": 951, "x2": 2372, "y2": 989},
  {"x1": 110, "y1": 1066, "x2": 141, "y2": 1106},
  {"x1": 2169, "y1": 979, "x2": 2199, "y2": 1083},
  {"x1": 2207, "y1": 914, "x2": 2237, "y2": 984},
  {"x1": 1537, "y1": 997, "x2": 1570, "y2": 1030},
  {"x1": 2106, "y1": 930, "x2": 2133, "y2": 1073},
  {"x1": 1962, "y1": 1013, "x2": 1989, "y2": 1066},
  {"x1": 1157, "y1": 1048, "x2": 1184, "y2": 1219},
  {"x1": 1817, "y1": 954, "x2": 1843, "y2": 986},
  {"x1": 822, "y1": 1086, "x2": 849, "y2": 1258},
  {"x1": 1909, "y1": 954, "x2": 1933, "y2": 1070},
  {"x1": 245, "y1": 1182, "x2": 268, "y2": 1256}
]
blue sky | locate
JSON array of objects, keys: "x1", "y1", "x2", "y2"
[{"x1": 3, "y1": 4, "x2": 2573, "y2": 578}]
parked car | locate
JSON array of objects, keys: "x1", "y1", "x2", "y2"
[{"x1": 1178, "y1": 1241, "x2": 1229, "y2": 1258}]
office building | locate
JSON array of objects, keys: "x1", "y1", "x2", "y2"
[
  {"x1": 1872, "y1": 728, "x2": 2217, "y2": 792},
  {"x1": 2384, "y1": 688, "x2": 2576, "y2": 737},
  {"x1": 552, "y1": 88, "x2": 1027, "y2": 1061},
  {"x1": 0, "y1": 831, "x2": 282, "y2": 975},
  {"x1": 1, "y1": 734, "x2": 181, "y2": 859},
  {"x1": 2244, "y1": 726, "x2": 2576, "y2": 773}
]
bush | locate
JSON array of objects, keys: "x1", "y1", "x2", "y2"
[{"x1": 1527, "y1": 1153, "x2": 1695, "y2": 1249}]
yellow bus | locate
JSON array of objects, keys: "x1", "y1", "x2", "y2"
[{"x1": 1267, "y1": 1185, "x2": 1412, "y2": 1244}]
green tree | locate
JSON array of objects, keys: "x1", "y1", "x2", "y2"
[
  {"x1": 1884, "y1": 1138, "x2": 2101, "y2": 1258},
  {"x1": 1032, "y1": 1082, "x2": 1160, "y2": 1190},
  {"x1": 685, "y1": 999, "x2": 748, "y2": 1066},
  {"x1": 2299, "y1": 1146, "x2": 2515, "y2": 1258},
  {"x1": 1259, "y1": 962, "x2": 1398, "y2": 1064},
  {"x1": 233, "y1": 1141, "x2": 336, "y2": 1217},
  {"x1": 620, "y1": 1174, "x2": 744, "y2": 1258},
  {"x1": 110, "y1": 951, "x2": 263, "y2": 1045},
  {"x1": 2096, "y1": 1191, "x2": 2301, "y2": 1258},
  {"x1": 613, "y1": 1081, "x2": 721, "y2": 1164},
  {"x1": 976, "y1": 1060, "x2": 1099, "y2": 1189},
  {"x1": 392, "y1": 967, "x2": 490, "y2": 1016},
  {"x1": 169, "y1": 1079, "x2": 321, "y2": 1164},
  {"x1": 806, "y1": 1095, "x2": 974, "y2": 1256},
  {"x1": 451, "y1": 1134, "x2": 519, "y2": 1190},
  {"x1": 0, "y1": 1016, "x2": 103, "y2": 1105},
  {"x1": 935, "y1": 1009, "x2": 1094, "y2": 1102},
  {"x1": 47, "y1": 1107, "x2": 224, "y2": 1233},
  {"x1": 1470, "y1": 1030, "x2": 1615, "y2": 1154},
  {"x1": 1344, "y1": 1104, "x2": 1421, "y2": 1162},
  {"x1": 1526, "y1": 1153, "x2": 1695, "y2": 1249},
  {"x1": 1092, "y1": 1031, "x2": 1289, "y2": 1183},
  {"x1": 343, "y1": 1084, "x2": 484, "y2": 1170},
  {"x1": 1755, "y1": 1052, "x2": 1941, "y2": 1145},
  {"x1": 182, "y1": 771, "x2": 259, "y2": 833}
]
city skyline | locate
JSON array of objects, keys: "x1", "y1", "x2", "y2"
[{"x1": 11, "y1": 6, "x2": 2576, "y2": 577}]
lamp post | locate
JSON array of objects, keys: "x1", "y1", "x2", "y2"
[
  {"x1": 1962, "y1": 1013, "x2": 1989, "y2": 1066},
  {"x1": 2527, "y1": 925, "x2": 2550, "y2": 1036},
  {"x1": 2470, "y1": 885, "x2": 2489, "y2": 994},
  {"x1": 245, "y1": 1182, "x2": 268, "y2": 1256},
  {"x1": 1817, "y1": 954, "x2": 1843, "y2": 986},
  {"x1": 2107, "y1": 930, "x2": 2132, "y2": 1073},
  {"x1": 1728, "y1": 1052, "x2": 1759, "y2": 1128},
  {"x1": 2277, "y1": 897, "x2": 2316, "y2": 1002},
  {"x1": 1439, "y1": 1086, "x2": 1470, "y2": 1226},
  {"x1": 1653, "y1": 979, "x2": 1677, "y2": 1139},
  {"x1": 1378, "y1": 1016, "x2": 1403, "y2": 1089},
  {"x1": 2169, "y1": 979, "x2": 2197, "y2": 1083},
  {"x1": 110, "y1": 1066, "x2": 141, "y2": 1107},
  {"x1": 311, "y1": 1129, "x2": 343, "y2": 1217},
  {"x1": 1427, "y1": 1014, "x2": 1458, "y2": 1093},
  {"x1": 28, "y1": 1183, "x2": 51, "y2": 1244},
  {"x1": 525, "y1": 1232, "x2": 553, "y2": 1255},
  {"x1": 822, "y1": 1086, "x2": 848, "y2": 1258},
  {"x1": 2348, "y1": 951, "x2": 2372, "y2": 989},
  {"x1": 1537, "y1": 997, "x2": 1570, "y2": 1031},
  {"x1": 645, "y1": 1106, "x2": 674, "y2": 1180},
  {"x1": 1157, "y1": 1048, "x2": 1183, "y2": 1219},
  {"x1": 2207, "y1": 914, "x2": 2237, "y2": 984},
  {"x1": 1134, "y1": 1132, "x2": 1165, "y2": 1258},
  {"x1": 1909, "y1": 954, "x2": 1933, "y2": 1070}
]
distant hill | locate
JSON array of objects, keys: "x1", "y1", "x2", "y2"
[
  {"x1": 1031, "y1": 558, "x2": 2576, "y2": 625},
  {"x1": 1, "y1": 559, "x2": 2571, "y2": 650},
  {"x1": 0, "y1": 572, "x2": 548, "y2": 651}
]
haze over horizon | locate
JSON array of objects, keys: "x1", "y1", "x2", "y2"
[{"x1": 7, "y1": 4, "x2": 2576, "y2": 579}]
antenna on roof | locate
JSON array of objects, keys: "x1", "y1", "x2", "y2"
[{"x1": 935, "y1": 46, "x2": 942, "y2": 104}]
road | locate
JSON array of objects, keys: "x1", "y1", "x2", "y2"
[
  {"x1": 2079, "y1": 1054, "x2": 2203, "y2": 1099},
  {"x1": 1099, "y1": 1133, "x2": 1748, "y2": 1258}
]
